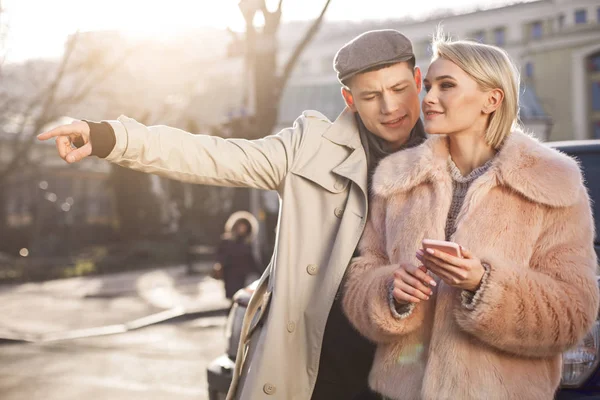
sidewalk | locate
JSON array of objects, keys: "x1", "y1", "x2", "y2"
[{"x1": 0, "y1": 263, "x2": 232, "y2": 343}]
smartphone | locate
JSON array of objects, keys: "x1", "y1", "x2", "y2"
[{"x1": 422, "y1": 239, "x2": 462, "y2": 258}]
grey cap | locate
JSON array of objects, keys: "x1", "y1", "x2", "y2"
[{"x1": 334, "y1": 29, "x2": 415, "y2": 84}]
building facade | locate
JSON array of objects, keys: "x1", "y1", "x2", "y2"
[{"x1": 277, "y1": 0, "x2": 600, "y2": 142}]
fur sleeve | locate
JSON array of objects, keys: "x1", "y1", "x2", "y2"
[
  {"x1": 455, "y1": 187, "x2": 599, "y2": 357},
  {"x1": 342, "y1": 194, "x2": 428, "y2": 343}
]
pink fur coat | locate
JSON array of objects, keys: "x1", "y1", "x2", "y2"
[{"x1": 342, "y1": 131, "x2": 599, "y2": 400}]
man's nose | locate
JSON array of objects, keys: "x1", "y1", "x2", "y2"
[{"x1": 380, "y1": 94, "x2": 399, "y2": 115}]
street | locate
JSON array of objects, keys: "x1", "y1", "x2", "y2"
[
  {"x1": 0, "y1": 265, "x2": 232, "y2": 400},
  {"x1": 0, "y1": 316, "x2": 226, "y2": 400}
]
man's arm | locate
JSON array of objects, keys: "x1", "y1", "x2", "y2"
[
  {"x1": 103, "y1": 115, "x2": 317, "y2": 191},
  {"x1": 40, "y1": 112, "x2": 329, "y2": 192}
]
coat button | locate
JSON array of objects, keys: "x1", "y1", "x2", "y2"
[
  {"x1": 263, "y1": 383, "x2": 276, "y2": 395},
  {"x1": 287, "y1": 321, "x2": 296, "y2": 332},
  {"x1": 334, "y1": 180, "x2": 345, "y2": 191},
  {"x1": 306, "y1": 264, "x2": 318, "y2": 275},
  {"x1": 334, "y1": 207, "x2": 344, "y2": 218}
]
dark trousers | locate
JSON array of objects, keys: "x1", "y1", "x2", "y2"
[{"x1": 352, "y1": 388, "x2": 381, "y2": 400}]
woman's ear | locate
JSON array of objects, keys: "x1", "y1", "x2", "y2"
[{"x1": 483, "y1": 88, "x2": 504, "y2": 114}]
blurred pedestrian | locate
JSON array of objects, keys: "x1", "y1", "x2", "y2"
[
  {"x1": 215, "y1": 211, "x2": 260, "y2": 299},
  {"x1": 343, "y1": 32, "x2": 599, "y2": 399}
]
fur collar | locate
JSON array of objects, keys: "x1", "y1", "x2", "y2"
[{"x1": 372, "y1": 131, "x2": 584, "y2": 207}]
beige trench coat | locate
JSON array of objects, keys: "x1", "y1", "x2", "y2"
[{"x1": 104, "y1": 108, "x2": 369, "y2": 400}]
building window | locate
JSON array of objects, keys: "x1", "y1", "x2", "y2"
[
  {"x1": 531, "y1": 21, "x2": 543, "y2": 39},
  {"x1": 592, "y1": 81, "x2": 600, "y2": 112},
  {"x1": 425, "y1": 43, "x2": 433, "y2": 57},
  {"x1": 558, "y1": 14, "x2": 565, "y2": 29},
  {"x1": 474, "y1": 30, "x2": 485, "y2": 43},
  {"x1": 589, "y1": 54, "x2": 600, "y2": 72},
  {"x1": 575, "y1": 9, "x2": 587, "y2": 24},
  {"x1": 525, "y1": 62, "x2": 534, "y2": 78},
  {"x1": 595, "y1": 122, "x2": 600, "y2": 139},
  {"x1": 494, "y1": 27, "x2": 505, "y2": 46}
]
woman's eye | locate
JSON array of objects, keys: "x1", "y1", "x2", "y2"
[
  {"x1": 441, "y1": 82, "x2": 455, "y2": 89},
  {"x1": 424, "y1": 86, "x2": 431, "y2": 92},
  {"x1": 393, "y1": 87, "x2": 407, "y2": 92}
]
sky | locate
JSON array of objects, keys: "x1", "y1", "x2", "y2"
[{"x1": 2, "y1": 0, "x2": 530, "y2": 62}]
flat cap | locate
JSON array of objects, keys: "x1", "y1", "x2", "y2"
[{"x1": 334, "y1": 29, "x2": 414, "y2": 84}]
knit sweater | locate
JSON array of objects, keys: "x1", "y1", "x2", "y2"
[
  {"x1": 388, "y1": 155, "x2": 495, "y2": 319},
  {"x1": 445, "y1": 156, "x2": 494, "y2": 240}
]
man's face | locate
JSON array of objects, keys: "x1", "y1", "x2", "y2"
[{"x1": 342, "y1": 62, "x2": 422, "y2": 150}]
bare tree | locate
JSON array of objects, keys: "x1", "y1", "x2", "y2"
[
  {"x1": 0, "y1": 29, "x2": 135, "y2": 236},
  {"x1": 235, "y1": 0, "x2": 332, "y2": 139}
]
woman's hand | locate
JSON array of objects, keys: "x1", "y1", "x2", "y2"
[
  {"x1": 416, "y1": 246, "x2": 485, "y2": 292},
  {"x1": 392, "y1": 263, "x2": 437, "y2": 304}
]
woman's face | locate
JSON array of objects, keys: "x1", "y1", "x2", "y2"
[{"x1": 422, "y1": 58, "x2": 491, "y2": 138}]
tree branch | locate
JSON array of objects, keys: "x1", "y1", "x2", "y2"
[
  {"x1": 0, "y1": 33, "x2": 79, "y2": 182},
  {"x1": 60, "y1": 47, "x2": 137, "y2": 106},
  {"x1": 277, "y1": 0, "x2": 331, "y2": 94}
]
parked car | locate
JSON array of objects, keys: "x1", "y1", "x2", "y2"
[
  {"x1": 207, "y1": 139, "x2": 600, "y2": 400},
  {"x1": 207, "y1": 280, "x2": 258, "y2": 400}
]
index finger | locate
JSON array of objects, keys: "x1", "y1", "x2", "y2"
[
  {"x1": 37, "y1": 124, "x2": 83, "y2": 141},
  {"x1": 423, "y1": 248, "x2": 463, "y2": 266}
]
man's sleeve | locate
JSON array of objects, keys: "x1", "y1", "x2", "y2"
[{"x1": 98, "y1": 113, "x2": 320, "y2": 191}]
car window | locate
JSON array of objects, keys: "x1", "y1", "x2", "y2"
[{"x1": 566, "y1": 152, "x2": 600, "y2": 243}]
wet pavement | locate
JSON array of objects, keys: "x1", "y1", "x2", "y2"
[{"x1": 0, "y1": 264, "x2": 232, "y2": 399}]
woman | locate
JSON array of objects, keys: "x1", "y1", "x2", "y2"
[
  {"x1": 215, "y1": 211, "x2": 260, "y2": 299},
  {"x1": 342, "y1": 34, "x2": 599, "y2": 400}
]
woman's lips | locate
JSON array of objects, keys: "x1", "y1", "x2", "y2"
[{"x1": 424, "y1": 111, "x2": 444, "y2": 120}]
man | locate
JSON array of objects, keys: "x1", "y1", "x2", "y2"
[{"x1": 38, "y1": 29, "x2": 425, "y2": 400}]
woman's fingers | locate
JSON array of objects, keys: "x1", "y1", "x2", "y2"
[
  {"x1": 422, "y1": 247, "x2": 464, "y2": 266},
  {"x1": 460, "y1": 246, "x2": 475, "y2": 259},
  {"x1": 419, "y1": 255, "x2": 469, "y2": 286},
  {"x1": 410, "y1": 264, "x2": 437, "y2": 287},
  {"x1": 418, "y1": 250, "x2": 467, "y2": 276},
  {"x1": 393, "y1": 265, "x2": 435, "y2": 303},
  {"x1": 395, "y1": 280, "x2": 430, "y2": 300},
  {"x1": 392, "y1": 287, "x2": 423, "y2": 303},
  {"x1": 394, "y1": 269, "x2": 433, "y2": 295}
]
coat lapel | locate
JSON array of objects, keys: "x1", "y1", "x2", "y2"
[
  {"x1": 323, "y1": 108, "x2": 368, "y2": 197},
  {"x1": 294, "y1": 108, "x2": 368, "y2": 197}
]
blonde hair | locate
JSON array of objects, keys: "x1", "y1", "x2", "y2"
[{"x1": 430, "y1": 31, "x2": 521, "y2": 149}]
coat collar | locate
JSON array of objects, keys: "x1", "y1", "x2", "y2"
[
  {"x1": 322, "y1": 107, "x2": 363, "y2": 150},
  {"x1": 320, "y1": 107, "x2": 368, "y2": 197},
  {"x1": 372, "y1": 131, "x2": 584, "y2": 207}
]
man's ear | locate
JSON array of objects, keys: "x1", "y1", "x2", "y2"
[
  {"x1": 483, "y1": 88, "x2": 504, "y2": 114},
  {"x1": 341, "y1": 87, "x2": 357, "y2": 112},
  {"x1": 414, "y1": 66, "x2": 422, "y2": 93}
]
